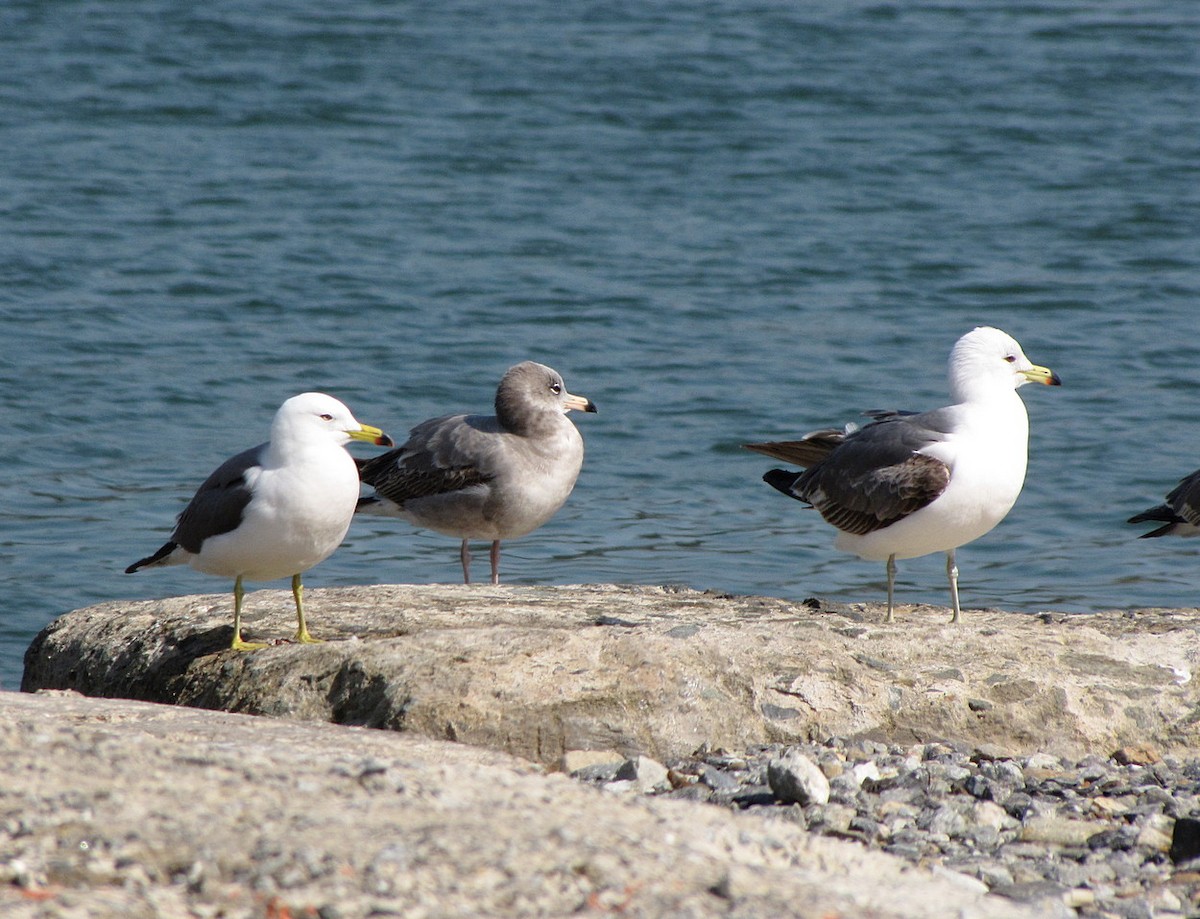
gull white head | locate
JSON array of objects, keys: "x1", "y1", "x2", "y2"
[
  {"x1": 270, "y1": 392, "x2": 392, "y2": 451},
  {"x1": 947, "y1": 327, "x2": 1061, "y2": 403}
]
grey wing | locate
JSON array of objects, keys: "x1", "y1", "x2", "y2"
[
  {"x1": 171, "y1": 444, "x2": 263, "y2": 554},
  {"x1": 358, "y1": 414, "x2": 494, "y2": 506},
  {"x1": 791, "y1": 416, "x2": 951, "y2": 535}
]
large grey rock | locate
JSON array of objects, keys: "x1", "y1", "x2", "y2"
[
  {"x1": 0, "y1": 691, "x2": 1047, "y2": 919},
  {"x1": 21, "y1": 584, "x2": 1200, "y2": 765}
]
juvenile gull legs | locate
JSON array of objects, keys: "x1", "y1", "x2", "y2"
[{"x1": 357, "y1": 361, "x2": 597, "y2": 584}]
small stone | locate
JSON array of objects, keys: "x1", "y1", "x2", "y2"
[
  {"x1": 851, "y1": 761, "x2": 881, "y2": 786},
  {"x1": 1061, "y1": 888, "x2": 1095, "y2": 909},
  {"x1": 819, "y1": 803, "x2": 856, "y2": 834},
  {"x1": 1020, "y1": 816, "x2": 1104, "y2": 847},
  {"x1": 1090, "y1": 796, "x2": 1132, "y2": 819},
  {"x1": 1170, "y1": 816, "x2": 1200, "y2": 864},
  {"x1": 1024, "y1": 752, "x2": 1061, "y2": 771},
  {"x1": 972, "y1": 801, "x2": 1009, "y2": 833},
  {"x1": 666, "y1": 768, "x2": 699, "y2": 788},
  {"x1": 973, "y1": 743, "x2": 1016, "y2": 762},
  {"x1": 817, "y1": 751, "x2": 844, "y2": 779},
  {"x1": 698, "y1": 763, "x2": 740, "y2": 792},
  {"x1": 1002, "y1": 792, "x2": 1036, "y2": 820},
  {"x1": 561, "y1": 749, "x2": 625, "y2": 775},
  {"x1": 767, "y1": 750, "x2": 830, "y2": 806},
  {"x1": 615, "y1": 755, "x2": 670, "y2": 793},
  {"x1": 1136, "y1": 823, "x2": 1173, "y2": 852}
]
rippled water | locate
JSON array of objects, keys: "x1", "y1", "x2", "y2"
[{"x1": 1, "y1": 1, "x2": 1198, "y2": 688}]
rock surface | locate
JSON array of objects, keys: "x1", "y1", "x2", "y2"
[
  {"x1": 0, "y1": 690, "x2": 1045, "y2": 919},
  {"x1": 21, "y1": 584, "x2": 1200, "y2": 765}
]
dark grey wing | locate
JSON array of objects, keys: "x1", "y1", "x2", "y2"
[
  {"x1": 357, "y1": 414, "x2": 494, "y2": 507},
  {"x1": 771, "y1": 414, "x2": 951, "y2": 536},
  {"x1": 1128, "y1": 468, "x2": 1200, "y2": 536},
  {"x1": 1164, "y1": 470, "x2": 1200, "y2": 525},
  {"x1": 170, "y1": 443, "x2": 264, "y2": 553}
]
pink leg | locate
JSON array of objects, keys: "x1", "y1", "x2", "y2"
[
  {"x1": 490, "y1": 540, "x2": 501, "y2": 585},
  {"x1": 460, "y1": 539, "x2": 471, "y2": 584}
]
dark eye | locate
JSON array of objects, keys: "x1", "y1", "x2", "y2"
[
  {"x1": 1003, "y1": 355, "x2": 1017, "y2": 363},
  {"x1": 550, "y1": 382, "x2": 562, "y2": 395},
  {"x1": 319, "y1": 413, "x2": 334, "y2": 421}
]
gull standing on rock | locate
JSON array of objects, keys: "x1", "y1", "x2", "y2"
[
  {"x1": 746, "y1": 326, "x2": 1061, "y2": 623},
  {"x1": 356, "y1": 361, "x2": 597, "y2": 584},
  {"x1": 126, "y1": 393, "x2": 394, "y2": 650}
]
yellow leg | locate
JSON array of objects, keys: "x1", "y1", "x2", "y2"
[
  {"x1": 230, "y1": 576, "x2": 267, "y2": 651},
  {"x1": 292, "y1": 573, "x2": 322, "y2": 644}
]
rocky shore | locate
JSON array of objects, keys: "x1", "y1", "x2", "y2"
[{"x1": 10, "y1": 584, "x2": 1200, "y2": 917}]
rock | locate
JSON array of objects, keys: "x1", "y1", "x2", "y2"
[
  {"x1": 1, "y1": 692, "x2": 1052, "y2": 919},
  {"x1": 615, "y1": 754, "x2": 670, "y2": 792},
  {"x1": 1020, "y1": 816, "x2": 1106, "y2": 847},
  {"x1": 1136, "y1": 822, "x2": 1173, "y2": 852},
  {"x1": 768, "y1": 750, "x2": 831, "y2": 806},
  {"x1": 1170, "y1": 817, "x2": 1200, "y2": 864},
  {"x1": 1113, "y1": 743, "x2": 1161, "y2": 766},
  {"x1": 20, "y1": 585, "x2": 1200, "y2": 766},
  {"x1": 561, "y1": 748, "x2": 624, "y2": 774}
]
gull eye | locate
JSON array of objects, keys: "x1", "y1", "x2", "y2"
[
  {"x1": 1003, "y1": 355, "x2": 1017, "y2": 363},
  {"x1": 550, "y1": 381, "x2": 562, "y2": 395},
  {"x1": 319, "y1": 413, "x2": 334, "y2": 421}
]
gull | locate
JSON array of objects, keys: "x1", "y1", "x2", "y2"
[
  {"x1": 356, "y1": 361, "x2": 597, "y2": 584},
  {"x1": 1129, "y1": 469, "x2": 1200, "y2": 538},
  {"x1": 126, "y1": 393, "x2": 394, "y2": 650},
  {"x1": 746, "y1": 326, "x2": 1061, "y2": 623}
]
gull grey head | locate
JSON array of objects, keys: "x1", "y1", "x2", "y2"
[{"x1": 495, "y1": 361, "x2": 597, "y2": 434}]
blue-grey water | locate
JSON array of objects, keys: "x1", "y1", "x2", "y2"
[{"x1": 2, "y1": 1, "x2": 1198, "y2": 690}]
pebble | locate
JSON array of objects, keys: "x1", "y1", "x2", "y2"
[
  {"x1": 573, "y1": 741, "x2": 1200, "y2": 917},
  {"x1": 767, "y1": 751, "x2": 830, "y2": 806}
]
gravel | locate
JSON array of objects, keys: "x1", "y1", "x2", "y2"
[{"x1": 572, "y1": 740, "x2": 1200, "y2": 918}]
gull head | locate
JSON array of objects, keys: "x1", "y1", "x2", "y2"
[
  {"x1": 496, "y1": 361, "x2": 598, "y2": 431},
  {"x1": 272, "y1": 392, "x2": 393, "y2": 449},
  {"x1": 948, "y1": 326, "x2": 1061, "y2": 403}
]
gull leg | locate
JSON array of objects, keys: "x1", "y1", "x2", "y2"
[
  {"x1": 885, "y1": 554, "x2": 897, "y2": 623},
  {"x1": 946, "y1": 550, "x2": 962, "y2": 624},
  {"x1": 460, "y1": 539, "x2": 472, "y2": 584},
  {"x1": 293, "y1": 573, "x2": 322, "y2": 643},
  {"x1": 230, "y1": 575, "x2": 266, "y2": 651},
  {"x1": 490, "y1": 540, "x2": 501, "y2": 585}
]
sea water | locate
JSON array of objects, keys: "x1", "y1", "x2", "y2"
[{"x1": 1, "y1": 0, "x2": 1198, "y2": 688}]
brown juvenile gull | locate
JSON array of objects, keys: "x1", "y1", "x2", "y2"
[
  {"x1": 126, "y1": 392, "x2": 394, "y2": 650},
  {"x1": 1129, "y1": 469, "x2": 1200, "y2": 538},
  {"x1": 746, "y1": 326, "x2": 1061, "y2": 623},
  {"x1": 356, "y1": 361, "x2": 597, "y2": 584}
]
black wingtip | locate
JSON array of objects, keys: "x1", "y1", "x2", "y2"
[
  {"x1": 763, "y1": 468, "x2": 805, "y2": 500},
  {"x1": 1127, "y1": 504, "x2": 1181, "y2": 538},
  {"x1": 125, "y1": 540, "x2": 178, "y2": 573}
]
